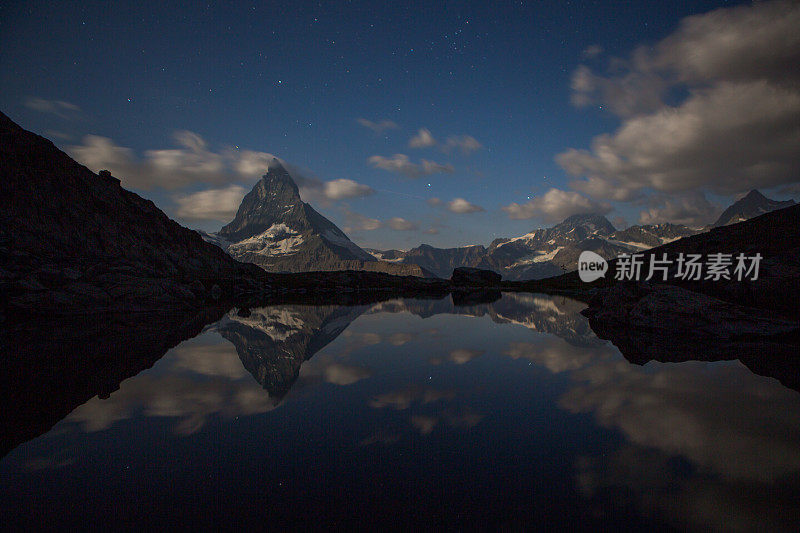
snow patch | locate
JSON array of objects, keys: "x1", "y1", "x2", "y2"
[
  {"x1": 509, "y1": 247, "x2": 563, "y2": 267},
  {"x1": 229, "y1": 224, "x2": 304, "y2": 256}
]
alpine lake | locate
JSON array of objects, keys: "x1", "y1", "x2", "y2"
[{"x1": 1, "y1": 292, "x2": 798, "y2": 531}]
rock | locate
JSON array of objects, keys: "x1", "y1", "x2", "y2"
[
  {"x1": 582, "y1": 283, "x2": 797, "y2": 339},
  {"x1": 451, "y1": 267, "x2": 502, "y2": 286},
  {"x1": 582, "y1": 282, "x2": 800, "y2": 391}
]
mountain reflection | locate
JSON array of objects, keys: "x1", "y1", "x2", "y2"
[
  {"x1": 209, "y1": 292, "x2": 603, "y2": 401},
  {"x1": 2, "y1": 293, "x2": 799, "y2": 530},
  {"x1": 214, "y1": 304, "x2": 370, "y2": 399}
]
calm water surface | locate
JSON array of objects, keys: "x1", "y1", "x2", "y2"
[{"x1": 2, "y1": 293, "x2": 799, "y2": 530}]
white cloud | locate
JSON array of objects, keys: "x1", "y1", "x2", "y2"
[
  {"x1": 367, "y1": 154, "x2": 454, "y2": 178},
  {"x1": 24, "y1": 97, "x2": 81, "y2": 119},
  {"x1": 560, "y1": 81, "x2": 800, "y2": 196},
  {"x1": 569, "y1": 175, "x2": 641, "y2": 202},
  {"x1": 387, "y1": 217, "x2": 418, "y2": 231},
  {"x1": 173, "y1": 185, "x2": 247, "y2": 221},
  {"x1": 68, "y1": 131, "x2": 279, "y2": 190},
  {"x1": 323, "y1": 363, "x2": 372, "y2": 386},
  {"x1": 357, "y1": 118, "x2": 399, "y2": 133},
  {"x1": 446, "y1": 197, "x2": 484, "y2": 214},
  {"x1": 341, "y1": 209, "x2": 419, "y2": 232},
  {"x1": 323, "y1": 178, "x2": 374, "y2": 200},
  {"x1": 448, "y1": 349, "x2": 484, "y2": 364},
  {"x1": 561, "y1": 1, "x2": 800, "y2": 198},
  {"x1": 342, "y1": 208, "x2": 383, "y2": 232},
  {"x1": 443, "y1": 135, "x2": 483, "y2": 155},
  {"x1": 408, "y1": 128, "x2": 483, "y2": 155},
  {"x1": 409, "y1": 128, "x2": 437, "y2": 148},
  {"x1": 502, "y1": 188, "x2": 611, "y2": 222}
]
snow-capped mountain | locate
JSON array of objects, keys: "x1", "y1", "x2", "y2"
[
  {"x1": 203, "y1": 160, "x2": 429, "y2": 276},
  {"x1": 712, "y1": 189, "x2": 795, "y2": 227},
  {"x1": 368, "y1": 213, "x2": 701, "y2": 280}
]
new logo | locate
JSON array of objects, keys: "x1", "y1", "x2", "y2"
[{"x1": 578, "y1": 251, "x2": 608, "y2": 282}]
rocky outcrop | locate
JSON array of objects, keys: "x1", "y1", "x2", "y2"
[
  {"x1": 0, "y1": 111, "x2": 266, "y2": 314},
  {"x1": 582, "y1": 282, "x2": 800, "y2": 390},
  {"x1": 451, "y1": 267, "x2": 502, "y2": 285}
]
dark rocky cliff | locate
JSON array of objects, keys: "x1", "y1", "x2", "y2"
[{"x1": 0, "y1": 111, "x2": 265, "y2": 313}]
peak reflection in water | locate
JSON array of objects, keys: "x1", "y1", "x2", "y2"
[{"x1": 0, "y1": 293, "x2": 798, "y2": 530}]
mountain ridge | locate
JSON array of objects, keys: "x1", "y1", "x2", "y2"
[
  {"x1": 712, "y1": 189, "x2": 795, "y2": 227},
  {"x1": 368, "y1": 190, "x2": 794, "y2": 281},
  {"x1": 0, "y1": 111, "x2": 265, "y2": 312}
]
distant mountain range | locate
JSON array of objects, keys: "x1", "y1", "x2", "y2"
[
  {"x1": 202, "y1": 161, "x2": 431, "y2": 277},
  {"x1": 366, "y1": 190, "x2": 795, "y2": 280},
  {"x1": 367, "y1": 214, "x2": 700, "y2": 280},
  {"x1": 203, "y1": 159, "x2": 795, "y2": 281}
]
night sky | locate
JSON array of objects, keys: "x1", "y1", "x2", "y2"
[{"x1": 2, "y1": 0, "x2": 798, "y2": 249}]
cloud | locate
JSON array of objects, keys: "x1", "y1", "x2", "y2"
[
  {"x1": 561, "y1": 1, "x2": 800, "y2": 198},
  {"x1": 502, "y1": 188, "x2": 611, "y2": 222},
  {"x1": 342, "y1": 208, "x2": 383, "y2": 232},
  {"x1": 569, "y1": 63, "x2": 667, "y2": 117},
  {"x1": 24, "y1": 97, "x2": 81, "y2": 119},
  {"x1": 68, "y1": 131, "x2": 278, "y2": 190},
  {"x1": 368, "y1": 387, "x2": 454, "y2": 410},
  {"x1": 171, "y1": 342, "x2": 248, "y2": 379},
  {"x1": 638, "y1": 192, "x2": 721, "y2": 227},
  {"x1": 66, "y1": 337, "x2": 276, "y2": 435},
  {"x1": 68, "y1": 133, "x2": 372, "y2": 209},
  {"x1": 411, "y1": 415, "x2": 438, "y2": 435},
  {"x1": 442, "y1": 135, "x2": 483, "y2": 155},
  {"x1": 409, "y1": 128, "x2": 437, "y2": 148},
  {"x1": 426, "y1": 197, "x2": 443, "y2": 207},
  {"x1": 561, "y1": 358, "x2": 800, "y2": 483},
  {"x1": 357, "y1": 118, "x2": 399, "y2": 133},
  {"x1": 322, "y1": 178, "x2": 374, "y2": 200},
  {"x1": 323, "y1": 363, "x2": 372, "y2": 386},
  {"x1": 387, "y1": 217, "x2": 418, "y2": 231},
  {"x1": 560, "y1": 81, "x2": 800, "y2": 196},
  {"x1": 341, "y1": 208, "x2": 419, "y2": 232},
  {"x1": 447, "y1": 348, "x2": 484, "y2": 364},
  {"x1": 569, "y1": 175, "x2": 641, "y2": 202},
  {"x1": 446, "y1": 197, "x2": 484, "y2": 214},
  {"x1": 407, "y1": 128, "x2": 483, "y2": 156},
  {"x1": 173, "y1": 185, "x2": 247, "y2": 221},
  {"x1": 368, "y1": 154, "x2": 454, "y2": 178}
]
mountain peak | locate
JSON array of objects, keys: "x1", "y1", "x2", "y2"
[
  {"x1": 553, "y1": 213, "x2": 616, "y2": 236},
  {"x1": 256, "y1": 161, "x2": 300, "y2": 196},
  {"x1": 219, "y1": 166, "x2": 304, "y2": 241},
  {"x1": 743, "y1": 189, "x2": 766, "y2": 201},
  {"x1": 713, "y1": 189, "x2": 795, "y2": 227}
]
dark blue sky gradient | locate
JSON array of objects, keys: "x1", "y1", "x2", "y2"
[{"x1": 0, "y1": 0, "x2": 748, "y2": 248}]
